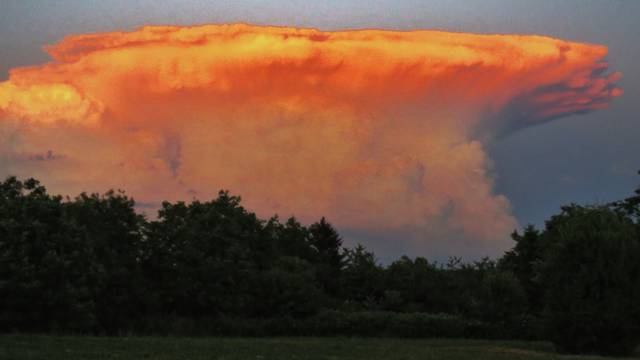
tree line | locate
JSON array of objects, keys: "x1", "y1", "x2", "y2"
[{"x1": 1, "y1": 176, "x2": 639, "y2": 356}]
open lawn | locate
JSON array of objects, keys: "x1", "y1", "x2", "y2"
[{"x1": 1, "y1": 336, "x2": 639, "y2": 360}]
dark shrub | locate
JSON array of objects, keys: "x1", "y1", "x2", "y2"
[{"x1": 296, "y1": 310, "x2": 484, "y2": 338}]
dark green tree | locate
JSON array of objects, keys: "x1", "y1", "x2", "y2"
[
  {"x1": 142, "y1": 191, "x2": 264, "y2": 317},
  {"x1": 63, "y1": 190, "x2": 146, "y2": 332},
  {"x1": 271, "y1": 216, "x2": 315, "y2": 262},
  {"x1": 384, "y1": 256, "x2": 447, "y2": 313},
  {"x1": 613, "y1": 170, "x2": 640, "y2": 221},
  {"x1": 0, "y1": 177, "x2": 96, "y2": 331},
  {"x1": 308, "y1": 217, "x2": 345, "y2": 298},
  {"x1": 248, "y1": 256, "x2": 323, "y2": 317},
  {"x1": 472, "y1": 271, "x2": 527, "y2": 324},
  {"x1": 342, "y1": 244, "x2": 384, "y2": 308},
  {"x1": 499, "y1": 225, "x2": 544, "y2": 311},
  {"x1": 539, "y1": 205, "x2": 640, "y2": 356}
]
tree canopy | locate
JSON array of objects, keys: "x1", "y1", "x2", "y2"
[{"x1": 1, "y1": 175, "x2": 640, "y2": 356}]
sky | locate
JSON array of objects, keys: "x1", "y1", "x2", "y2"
[{"x1": 0, "y1": 0, "x2": 638, "y2": 262}]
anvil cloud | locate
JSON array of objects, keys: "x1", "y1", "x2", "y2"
[{"x1": 0, "y1": 24, "x2": 621, "y2": 257}]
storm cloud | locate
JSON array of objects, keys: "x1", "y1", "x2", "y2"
[{"x1": 0, "y1": 24, "x2": 621, "y2": 257}]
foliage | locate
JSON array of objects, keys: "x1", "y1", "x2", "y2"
[
  {"x1": 498, "y1": 225, "x2": 543, "y2": 312},
  {"x1": 538, "y1": 204, "x2": 640, "y2": 356},
  {"x1": 341, "y1": 244, "x2": 384, "y2": 309},
  {"x1": 0, "y1": 178, "x2": 148, "y2": 332},
  {"x1": 471, "y1": 271, "x2": 527, "y2": 324},
  {"x1": 2, "y1": 174, "x2": 640, "y2": 353}
]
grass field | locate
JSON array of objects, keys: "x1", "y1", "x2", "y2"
[{"x1": 1, "y1": 336, "x2": 639, "y2": 360}]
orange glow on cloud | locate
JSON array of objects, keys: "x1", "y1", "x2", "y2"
[{"x1": 0, "y1": 24, "x2": 621, "y2": 257}]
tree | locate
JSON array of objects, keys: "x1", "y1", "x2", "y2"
[
  {"x1": 248, "y1": 256, "x2": 323, "y2": 317},
  {"x1": 472, "y1": 271, "x2": 527, "y2": 324},
  {"x1": 142, "y1": 191, "x2": 265, "y2": 318},
  {"x1": 271, "y1": 216, "x2": 315, "y2": 262},
  {"x1": 539, "y1": 205, "x2": 640, "y2": 356},
  {"x1": 342, "y1": 244, "x2": 384, "y2": 308},
  {"x1": 308, "y1": 217, "x2": 345, "y2": 298},
  {"x1": 63, "y1": 190, "x2": 146, "y2": 332},
  {"x1": 0, "y1": 177, "x2": 96, "y2": 331},
  {"x1": 499, "y1": 225, "x2": 544, "y2": 312},
  {"x1": 384, "y1": 256, "x2": 448, "y2": 313},
  {"x1": 613, "y1": 170, "x2": 640, "y2": 221}
]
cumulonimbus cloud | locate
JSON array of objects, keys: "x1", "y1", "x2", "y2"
[{"x1": 0, "y1": 24, "x2": 622, "y2": 257}]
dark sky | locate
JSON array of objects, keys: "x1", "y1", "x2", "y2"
[{"x1": 1, "y1": 0, "x2": 638, "y2": 261}]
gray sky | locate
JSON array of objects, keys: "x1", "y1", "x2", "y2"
[{"x1": 1, "y1": 0, "x2": 638, "y2": 261}]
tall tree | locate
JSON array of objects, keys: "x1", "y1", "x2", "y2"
[
  {"x1": 539, "y1": 205, "x2": 640, "y2": 356},
  {"x1": 63, "y1": 190, "x2": 145, "y2": 332},
  {"x1": 498, "y1": 225, "x2": 543, "y2": 311},
  {"x1": 0, "y1": 177, "x2": 96, "y2": 331},
  {"x1": 342, "y1": 244, "x2": 384, "y2": 307},
  {"x1": 143, "y1": 191, "x2": 265, "y2": 317},
  {"x1": 308, "y1": 217, "x2": 345, "y2": 298}
]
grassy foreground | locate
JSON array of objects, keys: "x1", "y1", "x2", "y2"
[{"x1": 1, "y1": 336, "x2": 638, "y2": 360}]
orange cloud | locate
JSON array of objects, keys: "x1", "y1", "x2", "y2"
[{"x1": 0, "y1": 24, "x2": 621, "y2": 257}]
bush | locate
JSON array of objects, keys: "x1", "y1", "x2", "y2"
[
  {"x1": 128, "y1": 311, "x2": 533, "y2": 339},
  {"x1": 539, "y1": 205, "x2": 640, "y2": 356}
]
